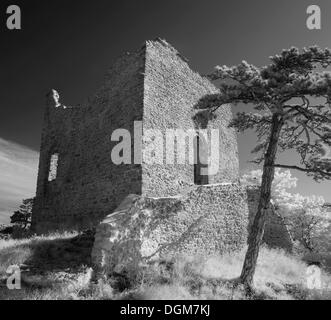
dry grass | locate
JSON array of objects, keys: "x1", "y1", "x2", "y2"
[
  {"x1": 0, "y1": 232, "x2": 330, "y2": 300},
  {"x1": 119, "y1": 247, "x2": 331, "y2": 300}
]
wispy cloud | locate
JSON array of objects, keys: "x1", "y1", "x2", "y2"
[{"x1": 0, "y1": 138, "x2": 38, "y2": 224}]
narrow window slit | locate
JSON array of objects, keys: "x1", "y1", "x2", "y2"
[
  {"x1": 194, "y1": 135, "x2": 209, "y2": 185},
  {"x1": 48, "y1": 153, "x2": 59, "y2": 182}
]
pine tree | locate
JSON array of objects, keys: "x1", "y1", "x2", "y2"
[
  {"x1": 10, "y1": 198, "x2": 34, "y2": 230},
  {"x1": 198, "y1": 46, "x2": 331, "y2": 291}
]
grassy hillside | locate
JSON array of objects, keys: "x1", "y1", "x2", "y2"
[{"x1": 0, "y1": 232, "x2": 330, "y2": 300}]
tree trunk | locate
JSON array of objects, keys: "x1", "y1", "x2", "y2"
[{"x1": 240, "y1": 113, "x2": 284, "y2": 291}]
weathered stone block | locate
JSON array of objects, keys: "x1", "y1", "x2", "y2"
[{"x1": 91, "y1": 184, "x2": 249, "y2": 274}]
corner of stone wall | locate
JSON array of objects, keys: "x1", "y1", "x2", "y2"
[{"x1": 246, "y1": 185, "x2": 293, "y2": 252}]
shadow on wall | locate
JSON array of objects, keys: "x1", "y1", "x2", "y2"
[{"x1": 246, "y1": 187, "x2": 293, "y2": 252}]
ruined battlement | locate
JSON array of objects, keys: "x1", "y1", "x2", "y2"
[{"x1": 32, "y1": 39, "x2": 239, "y2": 233}]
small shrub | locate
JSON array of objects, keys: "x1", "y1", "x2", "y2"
[{"x1": 10, "y1": 198, "x2": 34, "y2": 231}]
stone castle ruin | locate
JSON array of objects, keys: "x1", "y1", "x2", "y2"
[{"x1": 32, "y1": 39, "x2": 292, "y2": 270}]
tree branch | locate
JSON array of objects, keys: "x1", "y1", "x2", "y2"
[{"x1": 272, "y1": 164, "x2": 331, "y2": 177}]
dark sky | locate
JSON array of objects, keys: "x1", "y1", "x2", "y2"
[{"x1": 1, "y1": 0, "x2": 330, "y2": 200}]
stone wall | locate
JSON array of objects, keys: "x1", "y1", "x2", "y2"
[
  {"x1": 32, "y1": 39, "x2": 239, "y2": 233},
  {"x1": 32, "y1": 47, "x2": 146, "y2": 233},
  {"x1": 91, "y1": 183, "x2": 249, "y2": 274},
  {"x1": 142, "y1": 40, "x2": 239, "y2": 197},
  {"x1": 91, "y1": 184, "x2": 294, "y2": 274}
]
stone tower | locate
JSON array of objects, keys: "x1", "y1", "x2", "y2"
[{"x1": 32, "y1": 39, "x2": 239, "y2": 233}]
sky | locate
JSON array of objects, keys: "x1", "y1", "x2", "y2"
[
  {"x1": 0, "y1": 0, "x2": 330, "y2": 221},
  {"x1": 0, "y1": 138, "x2": 38, "y2": 224}
]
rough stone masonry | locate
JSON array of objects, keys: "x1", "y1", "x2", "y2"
[{"x1": 32, "y1": 39, "x2": 292, "y2": 271}]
